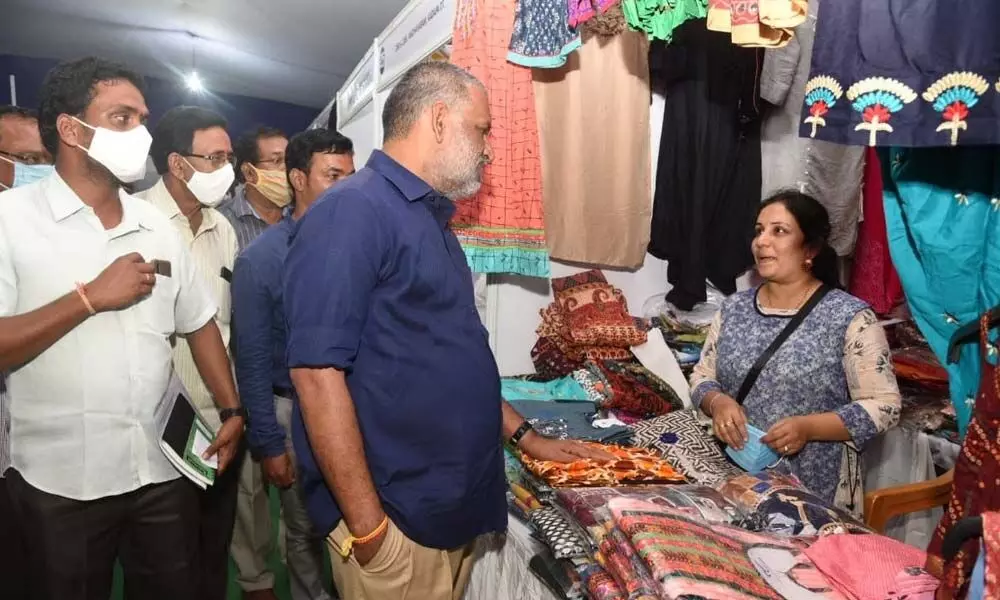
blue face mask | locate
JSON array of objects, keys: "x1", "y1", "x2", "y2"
[
  {"x1": 0, "y1": 155, "x2": 54, "y2": 190},
  {"x1": 726, "y1": 424, "x2": 782, "y2": 474}
]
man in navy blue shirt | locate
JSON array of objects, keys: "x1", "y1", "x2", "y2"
[
  {"x1": 231, "y1": 129, "x2": 355, "y2": 600},
  {"x1": 284, "y1": 62, "x2": 610, "y2": 600}
]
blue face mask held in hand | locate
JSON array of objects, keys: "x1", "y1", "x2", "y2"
[{"x1": 726, "y1": 424, "x2": 781, "y2": 474}]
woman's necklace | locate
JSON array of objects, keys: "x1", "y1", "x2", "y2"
[{"x1": 761, "y1": 281, "x2": 819, "y2": 311}]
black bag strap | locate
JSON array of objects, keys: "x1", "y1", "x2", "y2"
[{"x1": 735, "y1": 285, "x2": 831, "y2": 405}]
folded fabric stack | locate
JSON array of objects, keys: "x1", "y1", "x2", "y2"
[
  {"x1": 716, "y1": 472, "x2": 872, "y2": 537},
  {"x1": 650, "y1": 310, "x2": 712, "y2": 371},
  {"x1": 520, "y1": 443, "x2": 686, "y2": 487},
  {"x1": 630, "y1": 409, "x2": 743, "y2": 485},
  {"x1": 532, "y1": 270, "x2": 648, "y2": 380},
  {"x1": 572, "y1": 360, "x2": 684, "y2": 421},
  {"x1": 508, "y1": 400, "x2": 633, "y2": 445},
  {"x1": 885, "y1": 320, "x2": 959, "y2": 444}
]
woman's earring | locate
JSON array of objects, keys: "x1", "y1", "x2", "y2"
[{"x1": 805, "y1": 258, "x2": 813, "y2": 268}]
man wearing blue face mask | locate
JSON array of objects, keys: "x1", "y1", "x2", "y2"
[
  {"x1": 0, "y1": 105, "x2": 53, "y2": 191},
  {"x1": 0, "y1": 103, "x2": 50, "y2": 600}
]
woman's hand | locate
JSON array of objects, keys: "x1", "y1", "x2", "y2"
[
  {"x1": 708, "y1": 393, "x2": 748, "y2": 450},
  {"x1": 761, "y1": 416, "x2": 813, "y2": 456}
]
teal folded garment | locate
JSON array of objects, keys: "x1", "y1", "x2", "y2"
[{"x1": 501, "y1": 376, "x2": 590, "y2": 402}]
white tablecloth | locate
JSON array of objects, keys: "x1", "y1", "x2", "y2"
[{"x1": 464, "y1": 517, "x2": 559, "y2": 600}]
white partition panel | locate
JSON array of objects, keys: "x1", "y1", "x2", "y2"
[{"x1": 341, "y1": 101, "x2": 377, "y2": 168}]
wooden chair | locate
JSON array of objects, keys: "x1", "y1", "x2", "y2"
[{"x1": 864, "y1": 469, "x2": 955, "y2": 533}]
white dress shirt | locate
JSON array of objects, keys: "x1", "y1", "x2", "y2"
[
  {"x1": 139, "y1": 179, "x2": 238, "y2": 430},
  {"x1": 0, "y1": 173, "x2": 216, "y2": 501}
]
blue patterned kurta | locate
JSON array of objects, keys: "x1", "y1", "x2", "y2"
[
  {"x1": 800, "y1": 0, "x2": 1000, "y2": 147},
  {"x1": 713, "y1": 289, "x2": 877, "y2": 505}
]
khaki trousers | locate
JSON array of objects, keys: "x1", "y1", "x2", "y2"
[{"x1": 327, "y1": 520, "x2": 476, "y2": 600}]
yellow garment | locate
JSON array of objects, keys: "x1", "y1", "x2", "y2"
[{"x1": 707, "y1": 0, "x2": 807, "y2": 48}]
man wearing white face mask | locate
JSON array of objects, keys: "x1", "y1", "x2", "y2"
[
  {"x1": 0, "y1": 57, "x2": 244, "y2": 600},
  {"x1": 139, "y1": 105, "x2": 242, "y2": 600}
]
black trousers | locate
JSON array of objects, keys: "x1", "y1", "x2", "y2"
[
  {"x1": 196, "y1": 443, "x2": 245, "y2": 600},
  {"x1": 0, "y1": 474, "x2": 29, "y2": 600},
  {"x1": 6, "y1": 470, "x2": 199, "y2": 600}
]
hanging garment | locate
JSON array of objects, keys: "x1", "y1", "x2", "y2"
[
  {"x1": 707, "y1": 0, "x2": 807, "y2": 48},
  {"x1": 451, "y1": 0, "x2": 550, "y2": 277},
  {"x1": 508, "y1": 0, "x2": 582, "y2": 68},
  {"x1": 621, "y1": 0, "x2": 708, "y2": 43},
  {"x1": 849, "y1": 147, "x2": 904, "y2": 315},
  {"x1": 608, "y1": 499, "x2": 847, "y2": 600},
  {"x1": 803, "y1": 534, "x2": 933, "y2": 600},
  {"x1": 648, "y1": 20, "x2": 762, "y2": 310},
  {"x1": 569, "y1": 0, "x2": 622, "y2": 28},
  {"x1": 759, "y1": 0, "x2": 865, "y2": 257},
  {"x1": 881, "y1": 146, "x2": 1000, "y2": 432},
  {"x1": 800, "y1": 0, "x2": 1000, "y2": 147},
  {"x1": 533, "y1": 30, "x2": 652, "y2": 268},
  {"x1": 926, "y1": 316, "x2": 1000, "y2": 598}
]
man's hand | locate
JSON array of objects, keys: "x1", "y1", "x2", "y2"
[
  {"x1": 352, "y1": 522, "x2": 389, "y2": 567},
  {"x1": 262, "y1": 452, "x2": 296, "y2": 488},
  {"x1": 204, "y1": 417, "x2": 244, "y2": 474},
  {"x1": 520, "y1": 432, "x2": 616, "y2": 463},
  {"x1": 86, "y1": 253, "x2": 157, "y2": 312}
]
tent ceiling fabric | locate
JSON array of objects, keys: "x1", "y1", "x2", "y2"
[{"x1": 0, "y1": 0, "x2": 409, "y2": 108}]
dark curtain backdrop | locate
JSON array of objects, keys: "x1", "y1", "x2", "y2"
[{"x1": 0, "y1": 54, "x2": 321, "y2": 138}]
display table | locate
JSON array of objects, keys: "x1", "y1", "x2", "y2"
[{"x1": 464, "y1": 516, "x2": 559, "y2": 600}]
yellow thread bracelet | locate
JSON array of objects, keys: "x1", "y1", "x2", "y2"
[{"x1": 337, "y1": 516, "x2": 389, "y2": 558}]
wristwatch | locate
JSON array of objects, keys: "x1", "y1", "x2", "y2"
[{"x1": 219, "y1": 407, "x2": 248, "y2": 423}]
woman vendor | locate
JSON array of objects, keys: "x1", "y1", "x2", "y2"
[{"x1": 690, "y1": 190, "x2": 902, "y2": 513}]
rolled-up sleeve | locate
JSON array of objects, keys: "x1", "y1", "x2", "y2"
[
  {"x1": 837, "y1": 309, "x2": 902, "y2": 447},
  {"x1": 283, "y1": 192, "x2": 385, "y2": 370},
  {"x1": 232, "y1": 255, "x2": 284, "y2": 458},
  {"x1": 689, "y1": 311, "x2": 724, "y2": 409}
]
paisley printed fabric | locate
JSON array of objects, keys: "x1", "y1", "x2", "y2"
[
  {"x1": 630, "y1": 410, "x2": 743, "y2": 485},
  {"x1": 530, "y1": 506, "x2": 590, "y2": 559},
  {"x1": 578, "y1": 561, "x2": 627, "y2": 600},
  {"x1": 574, "y1": 361, "x2": 682, "y2": 419},
  {"x1": 608, "y1": 499, "x2": 847, "y2": 600},
  {"x1": 520, "y1": 443, "x2": 685, "y2": 487},
  {"x1": 551, "y1": 270, "x2": 648, "y2": 348},
  {"x1": 717, "y1": 472, "x2": 872, "y2": 536},
  {"x1": 508, "y1": 0, "x2": 581, "y2": 68}
]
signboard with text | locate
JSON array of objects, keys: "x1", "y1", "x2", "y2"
[{"x1": 378, "y1": 0, "x2": 456, "y2": 89}]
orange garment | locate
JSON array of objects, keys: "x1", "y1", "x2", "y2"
[
  {"x1": 450, "y1": 0, "x2": 550, "y2": 277},
  {"x1": 520, "y1": 443, "x2": 685, "y2": 487}
]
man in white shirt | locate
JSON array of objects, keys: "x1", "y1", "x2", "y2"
[
  {"x1": 0, "y1": 103, "x2": 52, "y2": 600},
  {"x1": 0, "y1": 57, "x2": 243, "y2": 600},
  {"x1": 139, "y1": 105, "x2": 243, "y2": 600}
]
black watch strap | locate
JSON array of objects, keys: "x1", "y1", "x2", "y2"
[
  {"x1": 509, "y1": 420, "x2": 533, "y2": 447},
  {"x1": 219, "y1": 407, "x2": 247, "y2": 423}
]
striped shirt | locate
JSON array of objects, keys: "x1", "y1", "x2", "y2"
[
  {"x1": 139, "y1": 179, "x2": 238, "y2": 430},
  {"x1": 218, "y1": 185, "x2": 274, "y2": 254}
]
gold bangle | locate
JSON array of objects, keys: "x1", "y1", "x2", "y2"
[
  {"x1": 704, "y1": 392, "x2": 718, "y2": 415},
  {"x1": 337, "y1": 516, "x2": 389, "y2": 559}
]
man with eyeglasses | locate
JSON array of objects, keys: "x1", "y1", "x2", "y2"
[
  {"x1": 139, "y1": 105, "x2": 244, "y2": 600},
  {"x1": 0, "y1": 105, "x2": 52, "y2": 191},
  {"x1": 0, "y1": 103, "x2": 51, "y2": 600},
  {"x1": 220, "y1": 126, "x2": 290, "y2": 253}
]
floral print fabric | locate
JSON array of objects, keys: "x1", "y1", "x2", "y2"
[
  {"x1": 508, "y1": 0, "x2": 581, "y2": 68},
  {"x1": 717, "y1": 472, "x2": 872, "y2": 536},
  {"x1": 520, "y1": 443, "x2": 685, "y2": 487},
  {"x1": 573, "y1": 361, "x2": 683, "y2": 419}
]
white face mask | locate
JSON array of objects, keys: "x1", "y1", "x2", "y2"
[
  {"x1": 73, "y1": 117, "x2": 152, "y2": 183},
  {"x1": 183, "y1": 158, "x2": 234, "y2": 208}
]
